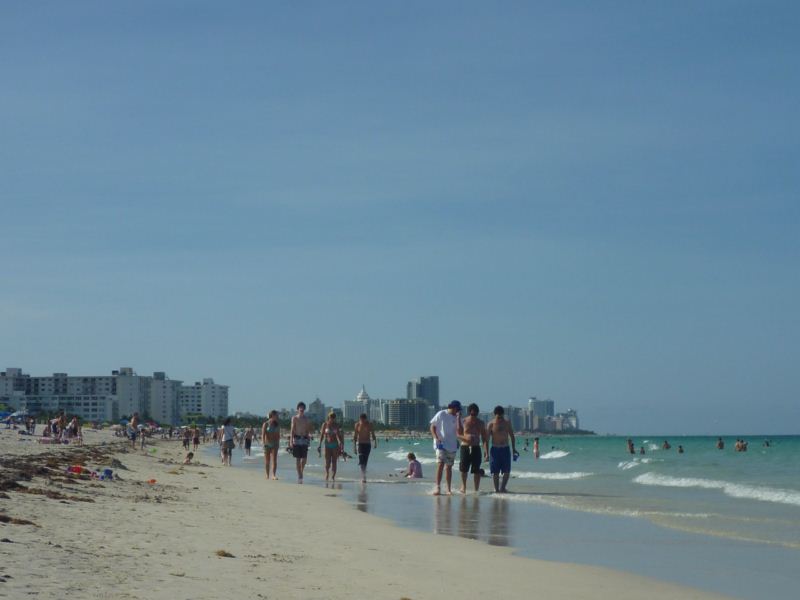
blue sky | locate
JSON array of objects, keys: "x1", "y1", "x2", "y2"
[{"x1": 1, "y1": 1, "x2": 798, "y2": 434}]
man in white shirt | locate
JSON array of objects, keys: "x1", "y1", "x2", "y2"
[{"x1": 429, "y1": 400, "x2": 463, "y2": 496}]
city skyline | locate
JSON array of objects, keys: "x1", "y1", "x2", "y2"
[{"x1": 2, "y1": 3, "x2": 798, "y2": 436}]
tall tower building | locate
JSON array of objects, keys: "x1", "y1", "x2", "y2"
[
  {"x1": 529, "y1": 397, "x2": 554, "y2": 418},
  {"x1": 407, "y1": 376, "x2": 439, "y2": 410}
]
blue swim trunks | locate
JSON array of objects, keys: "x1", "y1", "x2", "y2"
[{"x1": 489, "y1": 446, "x2": 511, "y2": 475}]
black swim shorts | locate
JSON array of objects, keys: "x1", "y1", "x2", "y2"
[
  {"x1": 459, "y1": 445, "x2": 482, "y2": 474},
  {"x1": 357, "y1": 442, "x2": 372, "y2": 467}
]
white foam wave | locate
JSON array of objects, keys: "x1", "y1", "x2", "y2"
[
  {"x1": 618, "y1": 457, "x2": 657, "y2": 470},
  {"x1": 514, "y1": 471, "x2": 592, "y2": 480},
  {"x1": 539, "y1": 450, "x2": 569, "y2": 459},
  {"x1": 633, "y1": 472, "x2": 800, "y2": 507},
  {"x1": 386, "y1": 451, "x2": 436, "y2": 465}
]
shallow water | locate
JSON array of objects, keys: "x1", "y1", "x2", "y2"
[{"x1": 215, "y1": 434, "x2": 800, "y2": 599}]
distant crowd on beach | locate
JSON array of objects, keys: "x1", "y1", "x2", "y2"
[{"x1": 2, "y1": 411, "x2": 84, "y2": 445}]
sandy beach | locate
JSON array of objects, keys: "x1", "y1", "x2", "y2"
[{"x1": 0, "y1": 430, "x2": 732, "y2": 600}]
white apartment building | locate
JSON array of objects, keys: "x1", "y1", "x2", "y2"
[
  {"x1": 149, "y1": 372, "x2": 182, "y2": 425},
  {"x1": 179, "y1": 378, "x2": 229, "y2": 419},
  {"x1": 1, "y1": 367, "x2": 229, "y2": 425}
]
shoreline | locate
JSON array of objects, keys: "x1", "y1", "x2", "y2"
[{"x1": 1, "y1": 432, "x2": 732, "y2": 599}]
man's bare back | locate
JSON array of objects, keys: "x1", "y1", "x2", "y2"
[{"x1": 354, "y1": 420, "x2": 374, "y2": 443}]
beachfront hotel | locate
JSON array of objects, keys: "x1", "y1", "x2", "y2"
[{"x1": 0, "y1": 367, "x2": 229, "y2": 424}]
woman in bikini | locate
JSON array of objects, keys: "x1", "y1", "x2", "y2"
[
  {"x1": 261, "y1": 410, "x2": 281, "y2": 480},
  {"x1": 318, "y1": 412, "x2": 343, "y2": 481}
]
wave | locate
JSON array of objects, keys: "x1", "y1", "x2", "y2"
[
  {"x1": 539, "y1": 450, "x2": 569, "y2": 459},
  {"x1": 514, "y1": 471, "x2": 592, "y2": 480},
  {"x1": 617, "y1": 457, "x2": 658, "y2": 470},
  {"x1": 385, "y1": 450, "x2": 436, "y2": 465},
  {"x1": 242, "y1": 454, "x2": 265, "y2": 461},
  {"x1": 633, "y1": 472, "x2": 800, "y2": 507}
]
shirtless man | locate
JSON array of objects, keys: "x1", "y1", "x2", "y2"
[
  {"x1": 192, "y1": 425, "x2": 201, "y2": 452},
  {"x1": 486, "y1": 406, "x2": 517, "y2": 493},
  {"x1": 129, "y1": 412, "x2": 140, "y2": 449},
  {"x1": 289, "y1": 402, "x2": 312, "y2": 483},
  {"x1": 457, "y1": 403, "x2": 487, "y2": 493},
  {"x1": 243, "y1": 426, "x2": 254, "y2": 456},
  {"x1": 353, "y1": 413, "x2": 378, "y2": 483}
]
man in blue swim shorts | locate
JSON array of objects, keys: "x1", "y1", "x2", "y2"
[{"x1": 486, "y1": 405, "x2": 517, "y2": 493}]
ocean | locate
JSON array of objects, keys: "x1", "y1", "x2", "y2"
[{"x1": 212, "y1": 434, "x2": 800, "y2": 599}]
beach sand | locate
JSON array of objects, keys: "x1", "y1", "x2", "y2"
[{"x1": 0, "y1": 429, "x2": 732, "y2": 599}]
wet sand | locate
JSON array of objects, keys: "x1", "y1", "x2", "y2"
[{"x1": 0, "y1": 429, "x2": 732, "y2": 599}]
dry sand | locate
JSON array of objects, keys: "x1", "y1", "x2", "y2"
[{"x1": 0, "y1": 428, "x2": 732, "y2": 599}]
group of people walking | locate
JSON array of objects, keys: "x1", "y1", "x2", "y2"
[
  {"x1": 283, "y1": 402, "x2": 378, "y2": 483},
  {"x1": 429, "y1": 401, "x2": 519, "y2": 496},
  {"x1": 210, "y1": 400, "x2": 519, "y2": 494}
]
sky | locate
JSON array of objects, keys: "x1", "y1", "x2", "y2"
[{"x1": 1, "y1": 1, "x2": 798, "y2": 435}]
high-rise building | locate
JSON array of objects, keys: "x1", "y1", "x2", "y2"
[
  {"x1": 407, "y1": 376, "x2": 439, "y2": 410},
  {"x1": 387, "y1": 398, "x2": 429, "y2": 430},
  {"x1": 307, "y1": 397, "x2": 326, "y2": 422},
  {"x1": 529, "y1": 397, "x2": 554, "y2": 418}
]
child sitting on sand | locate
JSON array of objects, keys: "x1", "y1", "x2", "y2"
[
  {"x1": 183, "y1": 452, "x2": 194, "y2": 465},
  {"x1": 405, "y1": 452, "x2": 423, "y2": 478}
]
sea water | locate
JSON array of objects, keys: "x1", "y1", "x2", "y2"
[{"x1": 219, "y1": 435, "x2": 800, "y2": 599}]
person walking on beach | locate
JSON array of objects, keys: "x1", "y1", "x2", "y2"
[
  {"x1": 486, "y1": 406, "x2": 518, "y2": 493},
  {"x1": 243, "y1": 426, "x2": 254, "y2": 457},
  {"x1": 458, "y1": 403, "x2": 487, "y2": 493},
  {"x1": 289, "y1": 402, "x2": 312, "y2": 483},
  {"x1": 318, "y1": 412, "x2": 344, "y2": 481},
  {"x1": 261, "y1": 410, "x2": 281, "y2": 480},
  {"x1": 430, "y1": 400, "x2": 463, "y2": 496},
  {"x1": 192, "y1": 425, "x2": 201, "y2": 452},
  {"x1": 220, "y1": 417, "x2": 236, "y2": 466},
  {"x1": 353, "y1": 413, "x2": 378, "y2": 483},
  {"x1": 128, "y1": 412, "x2": 140, "y2": 449}
]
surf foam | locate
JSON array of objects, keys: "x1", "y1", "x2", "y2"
[{"x1": 633, "y1": 472, "x2": 800, "y2": 507}]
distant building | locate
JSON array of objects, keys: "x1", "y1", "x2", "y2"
[
  {"x1": 179, "y1": 378, "x2": 229, "y2": 419},
  {"x1": 1, "y1": 367, "x2": 228, "y2": 425},
  {"x1": 342, "y1": 385, "x2": 388, "y2": 423},
  {"x1": 529, "y1": 397, "x2": 554, "y2": 418},
  {"x1": 307, "y1": 397, "x2": 327, "y2": 422},
  {"x1": 387, "y1": 398, "x2": 429, "y2": 430},
  {"x1": 505, "y1": 405, "x2": 525, "y2": 431},
  {"x1": 407, "y1": 376, "x2": 439, "y2": 411}
]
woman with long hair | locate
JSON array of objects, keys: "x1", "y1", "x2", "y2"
[
  {"x1": 261, "y1": 410, "x2": 281, "y2": 480},
  {"x1": 318, "y1": 412, "x2": 343, "y2": 481}
]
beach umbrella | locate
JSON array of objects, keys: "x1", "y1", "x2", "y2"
[{"x1": 10, "y1": 410, "x2": 29, "y2": 417}]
